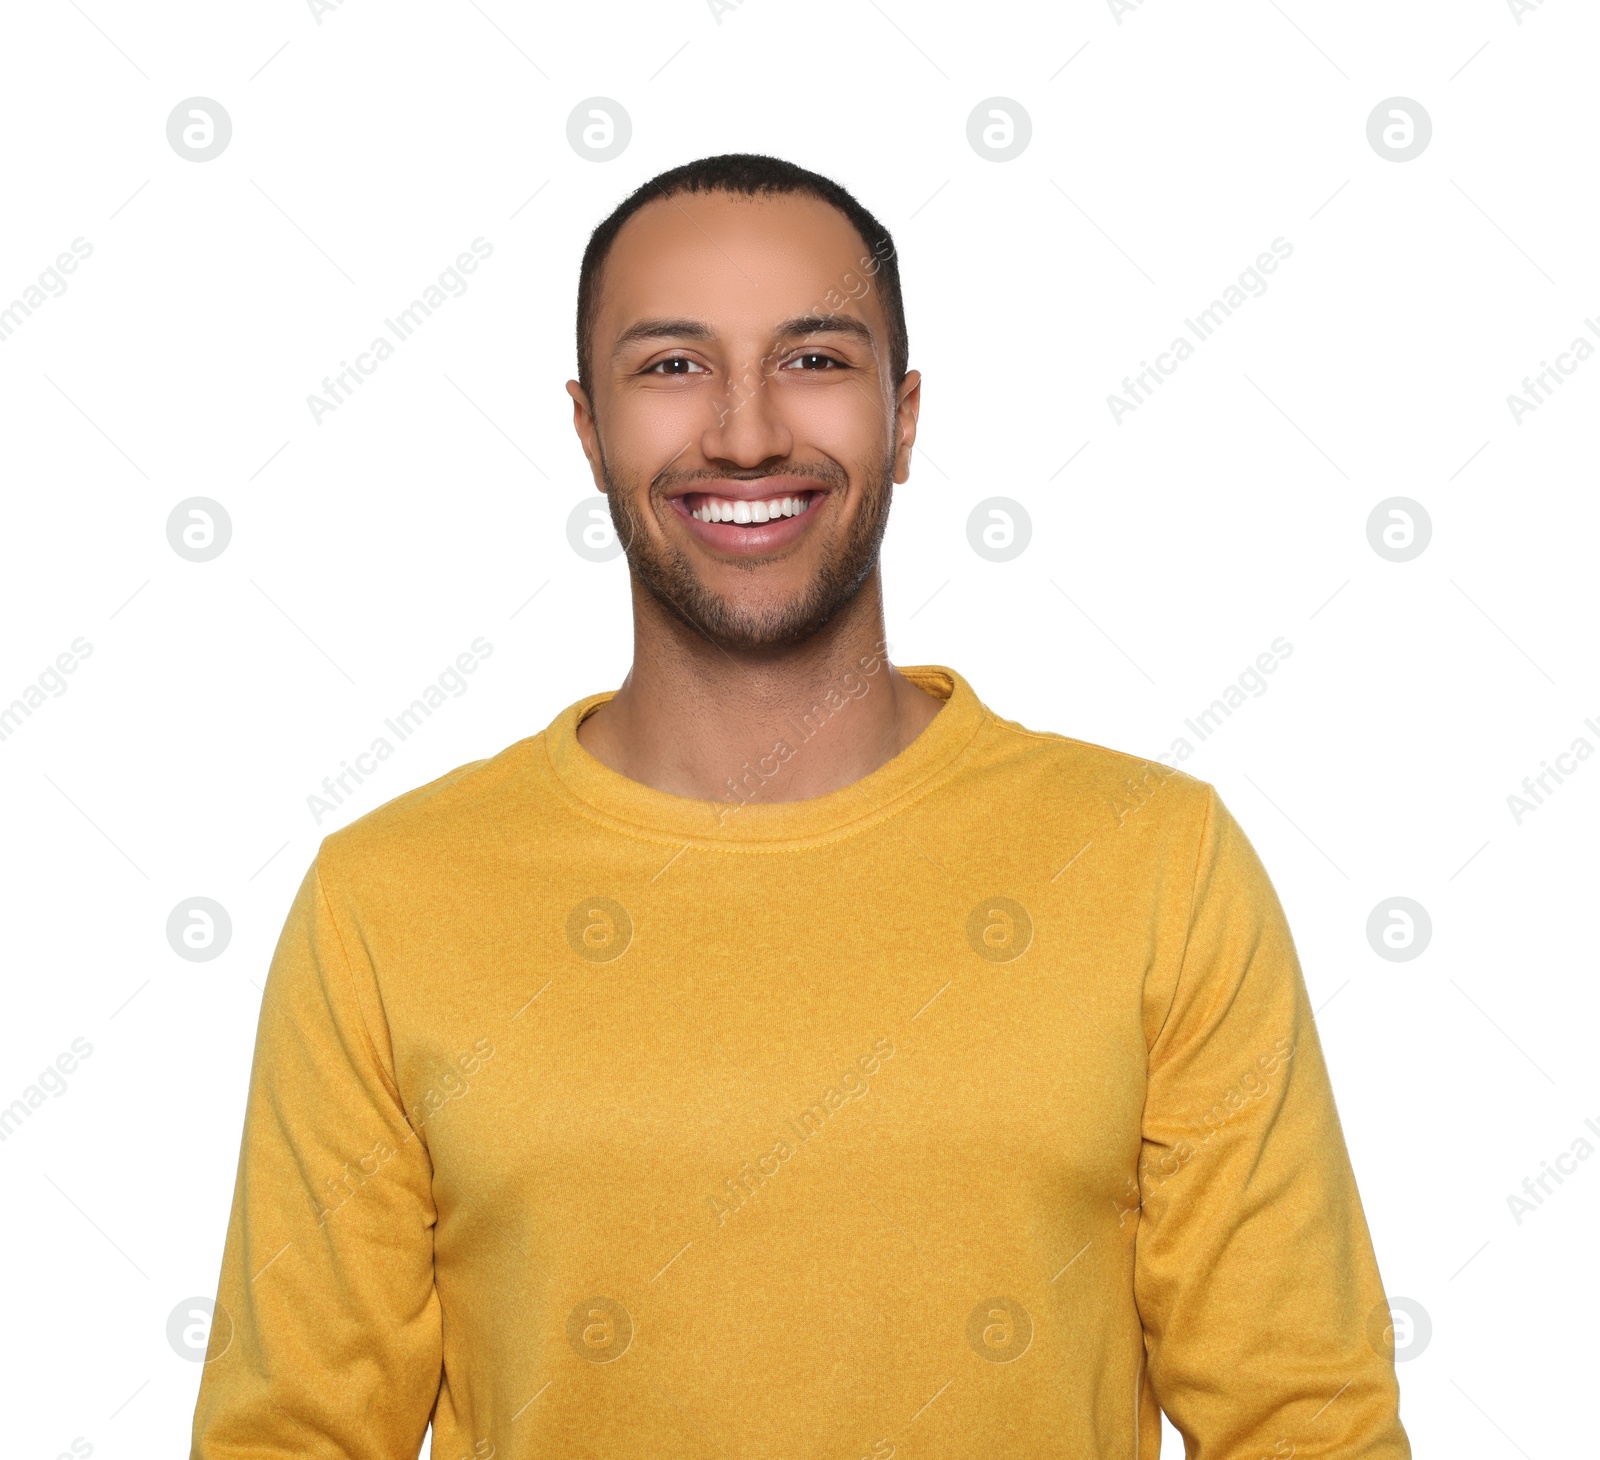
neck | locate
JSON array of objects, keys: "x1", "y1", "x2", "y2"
[{"x1": 576, "y1": 570, "x2": 944, "y2": 805}]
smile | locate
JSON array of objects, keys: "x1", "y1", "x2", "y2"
[
  {"x1": 666, "y1": 483, "x2": 826, "y2": 555},
  {"x1": 685, "y1": 492, "x2": 815, "y2": 524}
]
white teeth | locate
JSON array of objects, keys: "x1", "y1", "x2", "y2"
[{"x1": 690, "y1": 493, "x2": 813, "y2": 523}]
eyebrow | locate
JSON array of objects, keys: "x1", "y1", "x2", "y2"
[{"x1": 610, "y1": 313, "x2": 876, "y2": 360}]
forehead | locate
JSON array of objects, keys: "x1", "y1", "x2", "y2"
[{"x1": 598, "y1": 190, "x2": 882, "y2": 339}]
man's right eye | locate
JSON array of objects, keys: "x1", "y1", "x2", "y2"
[{"x1": 644, "y1": 356, "x2": 708, "y2": 375}]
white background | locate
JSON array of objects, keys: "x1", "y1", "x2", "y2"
[{"x1": 2, "y1": 0, "x2": 1595, "y2": 1456}]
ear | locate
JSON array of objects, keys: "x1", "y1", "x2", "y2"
[
  {"x1": 567, "y1": 379, "x2": 607, "y2": 492},
  {"x1": 892, "y1": 368, "x2": 922, "y2": 485}
]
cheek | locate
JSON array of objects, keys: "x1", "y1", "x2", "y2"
[
  {"x1": 607, "y1": 382, "x2": 721, "y2": 460},
  {"x1": 778, "y1": 389, "x2": 889, "y2": 483}
]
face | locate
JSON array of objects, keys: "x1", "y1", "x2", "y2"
[{"x1": 569, "y1": 190, "x2": 920, "y2": 653}]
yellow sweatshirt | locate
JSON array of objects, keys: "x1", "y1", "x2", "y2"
[{"x1": 191, "y1": 663, "x2": 1409, "y2": 1459}]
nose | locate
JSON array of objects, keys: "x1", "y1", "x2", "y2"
[{"x1": 699, "y1": 357, "x2": 794, "y2": 469}]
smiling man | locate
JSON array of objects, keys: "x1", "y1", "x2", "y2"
[
  {"x1": 565, "y1": 167, "x2": 940, "y2": 805},
  {"x1": 191, "y1": 154, "x2": 1411, "y2": 1459}
]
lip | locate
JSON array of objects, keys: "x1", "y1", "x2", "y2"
[{"x1": 665, "y1": 477, "x2": 829, "y2": 556}]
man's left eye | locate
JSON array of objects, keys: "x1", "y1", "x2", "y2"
[{"x1": 786, "y1": 353, "x2": 841, "y2": 370}]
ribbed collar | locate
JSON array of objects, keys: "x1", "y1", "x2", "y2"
[{"x1": 537, "y1": 664, "x2": 989, "y2": 850}]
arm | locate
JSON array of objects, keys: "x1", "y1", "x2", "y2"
[
  {"x1": 191, "y1": 855, "x2": 441, "y2": 1458},
  {"x1": 1134, "y1": 785, "x2": 1409, "y2": 1458}
]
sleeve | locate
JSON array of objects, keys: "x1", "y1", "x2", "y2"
[
  {"x1": 1133, "y1": 785, "x2": 1411, "y2": 1459},
  {"x1": 190, "y1": 854, "x2": 442, "y2": 1459}
]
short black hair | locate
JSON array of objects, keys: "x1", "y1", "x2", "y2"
[{"x1": 575, "y1": 152, "x2": 908, "y2": 405}]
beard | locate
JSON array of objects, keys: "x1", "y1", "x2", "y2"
[{"x1": 600, "y1": 439, "x2": 896, "y2": 654}]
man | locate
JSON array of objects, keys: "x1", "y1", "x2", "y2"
[{"x1": 192, "y1": 153, "x2": 1410, "y2": 1458}]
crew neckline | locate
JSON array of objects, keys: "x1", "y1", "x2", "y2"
[{"x1": 537, "y1": 664, "x2": 989, "y2": 850}]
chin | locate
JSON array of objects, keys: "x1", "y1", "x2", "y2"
[{"x1": 657, "y1": 580, "x2": 855, "y2": 654}]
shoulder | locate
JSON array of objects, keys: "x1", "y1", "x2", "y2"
[
  {"x1": 314, "y1": 732, "x2": 547, "y2": 888},
  {"x1": 971, "y1": 697, "x2": 1218, "y2": 842}
]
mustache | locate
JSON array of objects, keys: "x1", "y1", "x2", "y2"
[{"x1": 652, "y1": 460, "x2": 849, "y2": 493}]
